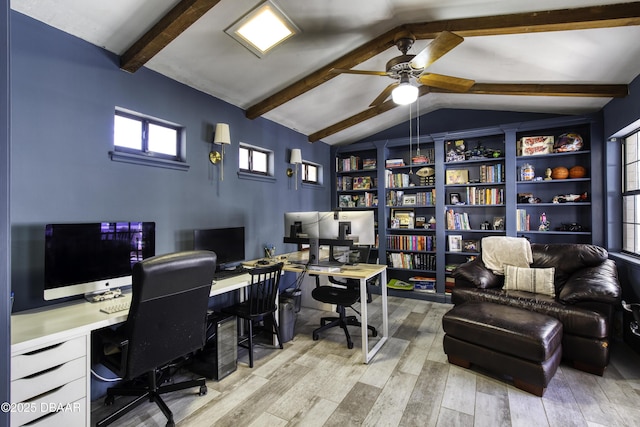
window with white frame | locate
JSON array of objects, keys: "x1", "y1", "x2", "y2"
[
  {"x1": 623, "y1": 128, "x2": 640, "y2": 255},
  {"x1": 239, "y1": 144, "x2": 273, "y2": 176},
  {"x1": 113, "y1": 109, "x2": 183, "y2": 161},
  {"x1": 302, "y1": 161, "x2": 319, "y2": 184}
]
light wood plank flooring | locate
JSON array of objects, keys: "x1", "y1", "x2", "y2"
[{"x1": 91, "y1": 296, "x2": 640, "y2": 426}]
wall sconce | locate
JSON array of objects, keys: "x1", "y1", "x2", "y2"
[
  {"x1": 209, "y1": 123, "x2": 231, "y2": 181},
  {"x1": 287, "y1": 148, "x2": 302, "y2": 190}
]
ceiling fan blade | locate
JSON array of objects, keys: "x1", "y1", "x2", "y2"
[
  {"x1": 370, "y1": 83, "x2": 399, "y2": 107},
  {"x1": 418, "y1": 73, "x2": 475, "y2": 92},
  {"x1": 331, "y1": 68, "x2": 388, "y2": 76},
  {"x1": 410, "y1": 31, "x2": 464, "y2": 70}
]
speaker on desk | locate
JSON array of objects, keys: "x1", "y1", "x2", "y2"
[{"x1": 189, "y1": 312, "x2": 237, "y2": 380}]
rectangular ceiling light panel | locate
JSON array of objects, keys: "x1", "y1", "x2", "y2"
[{"x1": 225, "y1": 1, "x2": 299, "y2": 58}]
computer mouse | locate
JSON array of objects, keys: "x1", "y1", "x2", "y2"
[{"x1": 256, "y1": 260, "x2": 270, "y2": 265}]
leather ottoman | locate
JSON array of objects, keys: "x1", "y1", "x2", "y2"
[{"x1": 442, "y1": 301, "x2": 562, "y2": 396}]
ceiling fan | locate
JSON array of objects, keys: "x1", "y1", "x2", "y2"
[{"x1": 331, "y1": 30, "x2": 475, "y2": 107}]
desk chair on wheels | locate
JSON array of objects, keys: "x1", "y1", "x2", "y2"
[
  {"x1": 311, "y1": 246, "x2": 377, "y2": 349},
  {"x1": 94, "y1": 250, "x2": 216, "y2": 427},
  {"x1": 222, "y1": 262, "x2": 284, "y2": 368}
]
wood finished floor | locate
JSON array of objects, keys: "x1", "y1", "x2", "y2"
[{"x1": 91, "y1": 296, "x2": 640, "y2": 427}]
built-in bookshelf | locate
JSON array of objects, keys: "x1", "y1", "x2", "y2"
[{"x1": 331, "y1": 114, "x2": 601, "y2": 302}]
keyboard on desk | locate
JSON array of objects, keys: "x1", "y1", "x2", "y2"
[
  {"x1": 213, "y1": 266, "x2": 249, "y2": 280},
  {"x1": 100, "y1": 300, "x2": 131, "y2": 314}
]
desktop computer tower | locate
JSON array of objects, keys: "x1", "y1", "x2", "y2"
[{"x1": 190, "y1": 312, "x2": 237, "y2": 381}]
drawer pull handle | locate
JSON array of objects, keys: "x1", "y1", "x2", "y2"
[
  {"x1": 23, "y1": 363, "x2": 64, "y2": 379},
  {"x1": 23, "y1": 342, "x2": 64, "y2": 356}
]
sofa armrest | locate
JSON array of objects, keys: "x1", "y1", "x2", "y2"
[
  {"x1": 558, "y1": 259, "x2": 621, "y2": 305},
  {"x1": 452, "y1": 257, "x2": 503, "y2": 289}
]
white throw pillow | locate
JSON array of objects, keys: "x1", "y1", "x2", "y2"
[{"x1": 503, "y1": 265, "x2": 556, "y2": 297}]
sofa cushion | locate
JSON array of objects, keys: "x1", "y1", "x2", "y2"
[
  {"x1": 559, "y1": 259, "x2": 621, "y2": 305},
  {"x1": 531, "y1": 244, "x2": 608, "y2": 291},
  {"x1": 504, "y1": 265, "x2": 555, "y2": 297},
  {"x1": 452, "y1": 287, "x2": 610, "y2": 339}
]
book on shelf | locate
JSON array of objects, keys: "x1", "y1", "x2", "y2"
[
  {"x1": 387, "y1": 252, "x2": 436, "y2": 270},
  {"x1": 362, "y1": 158, "x2": 377, "y2": 169},
  {"x1": 479, "y1": 164, "x2": 503, "y2": 183},
  {"x1": 446, "y1": 210, "x2": 471, "y2": 230},
  {"x1": 385, "y1": 170, "x2": 411, "y2": 188},
  {"x1": 386, "y1": 234, "x2": 436, "y2": 251},
  {"x1": 464, "y1": 186, "x2": 504, "y2": 205},
  {"x1": 410, "y1": 276, "x2": 437, "y2": 293},
  {"x1": 385, "y1": 158, "x2": 405, "y2": 168},
  {"x1": 516, "y1": 208, "x2": 531, "y2": 231},
  {"x1": 337, "y1": 156, "x2": 361, "y2": 172},
  {"x1": 352, "y1": 176, "x2": 372, "y2": 190}
]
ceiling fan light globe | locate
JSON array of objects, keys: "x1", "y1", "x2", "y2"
[{"x1": 392, "y1": 83, "x2": 418, "y2": 105}]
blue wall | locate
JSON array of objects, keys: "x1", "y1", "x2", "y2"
[{"x1": 10, "y1": 12, "x2": 331, "y2": 312}]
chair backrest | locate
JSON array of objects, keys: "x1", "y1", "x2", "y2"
[
  {"x1": 245, "y1": 262, "x2": 283, "y2": 317},
  {"x1": 124, "y1": 250, "x2": 216, "y2": 379}
]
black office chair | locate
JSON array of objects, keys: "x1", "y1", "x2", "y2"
[
  {"x1": 95, "y1": 250, "x2": 216, "y2": 427},
  {"x1": 222, "y1": 262, "x2": 284, "y2": 367},
  {"x1": 311, "y1": 246, "x2": 377, "y2": 349}
]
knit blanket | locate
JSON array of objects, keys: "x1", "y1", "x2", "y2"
[{"x1": 481, "y1": 236, "x2": 532, "y2": 275}]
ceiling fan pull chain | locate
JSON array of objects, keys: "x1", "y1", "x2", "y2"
[
  {"x1": 409, "y1": 102, "x2": 413, "y2": 174},
  {"x1": 416, "y1": 95, "x2": 420, "y2": 156}
]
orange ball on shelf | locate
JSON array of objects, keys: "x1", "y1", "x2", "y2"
[
  {"x1": 551, "y1": 166, "x2": 569, "y2": 179},
  {"x1": 569, "y1": 165, "x2": 586, "y2": 178}
]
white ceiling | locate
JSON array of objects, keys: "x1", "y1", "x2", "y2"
[{"x1": 10, "y1": 0, "x2": 640, "y2": 145}]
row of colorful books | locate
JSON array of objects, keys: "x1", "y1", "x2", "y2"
[
  {"x1": 446, "y1": 210, "x2": 471, "y2": 230},
  {"x1": 387, "y1": 252, "x2": 436, "y2": 270},
  {"x1": 463, "y1": 186, "x2": 504, "y2": 205},
  {"x1": 386, "y1": 234, "x2": 435, "y2": 251}
]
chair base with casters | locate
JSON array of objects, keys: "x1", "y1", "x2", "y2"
[
  {"x1": 311, "y1": 282, "x2": 377, "y2": 349},
  {"x1": 97, "y1": 365, "x2": 207, "y2": 427}
]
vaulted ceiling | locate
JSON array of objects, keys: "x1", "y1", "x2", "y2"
[{"x1": 11, "y1": 0, "x2": 640, "y2": 145}]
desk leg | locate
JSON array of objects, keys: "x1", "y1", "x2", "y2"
[{"x1": 361, "y1": 269, "x2": 388, "y2": 364}]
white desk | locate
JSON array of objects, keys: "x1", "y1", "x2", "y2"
[
  {"x1": 10, "y1": 274, "x2": 250, "y2": 427},
  {"x1": 270, "y1": 251, "x2": 389, "y2": 364}
]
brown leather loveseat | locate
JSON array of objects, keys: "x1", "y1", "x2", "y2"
[{"x1": 452, "y1": 243, "x2": 621, "y2": 375}]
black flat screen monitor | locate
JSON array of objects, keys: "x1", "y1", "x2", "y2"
[
  {"x1": 44, "y1": 221, "x2": 156, "y2": 300},
  {"x1": 193, "y1": 226, "x2": 245, "y2": 271}
]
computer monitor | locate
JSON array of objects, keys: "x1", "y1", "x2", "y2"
[
  {"x1": 283, "y1": 211, "x2": 320, "y2": 242},
  {"x1": 44, "y1": 221, "x2": 156, "y2": 300},
  {"x1": 319, "y1": 210, "x2": 375, "y2": 246},
  {"x1": 193, "y1": 226, "x2": 245, "y2": 271}
]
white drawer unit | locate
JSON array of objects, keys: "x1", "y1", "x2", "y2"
[{"x1": 11, "y1": 334, "x2": 89, "y2": 427}]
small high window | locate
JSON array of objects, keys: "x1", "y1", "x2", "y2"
[
  {"x1": 114, "y1": 110, "x2": 183, "y2": 161},
  {"x1": 239, "y1": 144, "x2": 272, "y2": 176},
  {"x1": 302, "y1": 162, "x2": 319, "y2": 184}
]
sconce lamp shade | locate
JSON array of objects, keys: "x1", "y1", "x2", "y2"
[
  {"x1": 392, "y1": 75, "x2": 418, "y2": 105},
  {"x1": 290, "y1": 148, "x2": 302, "y2": 164},
  {"x1": 213, "y1": 123, "x2": 231, "y2": 145}
]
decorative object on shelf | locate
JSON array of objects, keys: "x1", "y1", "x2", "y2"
[
  {"x1": 210, "y1": 123, "x2": 231, "y2": 181},
  {"x1": 449, "y1": 193, "x2": 461, "y2": 205},
  {"x1": 362, "y1": 158, "x2": 377, "y2": 169},
  {"x1": 550, "y1": 166, "x2": 569, "y2": 180},
  {"x1": 391, "y1": 208, "x2": 415, "y2": 229},
  {"x1": 446, "y1": 140, "x2": 466, "y2": 162},
  {"x1": 428, "y1": 216, "x2": 437, "y2": 229},
  {"x1": 448, "y1": 235, "x2": 463, "y2": 252},
  {"x1": 481, "y1": 221, "x2": 492, "y2": 230},
  {"x1": 445, "y1": 169, "x2": 469, "y2": 185},
  {"x1": 518, "y1": 136, "x2": 554, "y2": 156},
  {"x1": 520, "y1": 163, "x2": 535, "y2": 181},
  {"x1": 557, "y1": 222, "x2": 588, "y2": 232},
  {"x1": 462, "y1": 240, "x2": 479, "y2": 252},
  {"x1": 552, "y1": 192, "x2": 588, "y2": 203},
  {"x1": 539, "y1": 212, "x2": 550, "y2": 231},
  {"x1": 545, "y1": 168, "x2": 553, "y2": 180},
  {"x1": 352, "y1": 176, "x2": 372, "y2": 190},
  {"x1": 493, "y1": 216, "x2": 505, "y2": 230},
  {"x1": 416, "y1": 166, "x2": 435, "y2": 177},
  {"x1": 289, "y1": 148, "x2": 302, "y2": 190},
  {"x1": 554, "y1": 133, "x2": 583, "y2": 152},
  {"x1": 415, "y1": 216, "x2": 426, "y2": 228},
  {"x1": 518, "y1": 192, "x2": 542, "y2": 204},
  {"x1": 568, "y1": 165, "x2": 587, "y2": 178},
  {"x1": 402, "y1": 194, "x2": 417, "y2": 205}
]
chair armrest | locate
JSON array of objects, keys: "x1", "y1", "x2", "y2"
[
  {"x1": 452, "y1": 257, "x2": 503, "y2": 289},
  {"x1": 558, "y1": 259, "x2": 621, "y2": 305}
]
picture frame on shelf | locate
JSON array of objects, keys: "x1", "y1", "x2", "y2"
[
  {"x1": 446, "y1": 169, "x2": 469, "y2": 185},
  {"x1": 462, "y1": 240, "x2": 479, "y2": 253},
  {"x1": 402, "y1": 194, "x2": 417, "y2": 206},
  {"x1": 493, "y1": 216, "x2": 505, "y2": 230},
  {"x1": 391, "y1": 208, "x2": 415, "y2": 229},
  {"x1": 448, "y1": 235, "x2": 463, "y2": 252},
  {"x1": 449, "y1": 193, "x2": 461, "y2": 205}
]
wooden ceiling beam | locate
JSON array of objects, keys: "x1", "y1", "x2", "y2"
[
  {"x1": 309, "y1": 83, "x2": 628, "y2": 142},
  {"x1": 120, "y1": 0, "x2": 221, "y2": 73},
  {"x1": 247, "y1": 2, "x2": 640, "y2": 125}
]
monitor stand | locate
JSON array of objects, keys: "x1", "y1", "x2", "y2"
[{"x1": 308, "y1": 237, "x2": 344, "y2": 270}]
